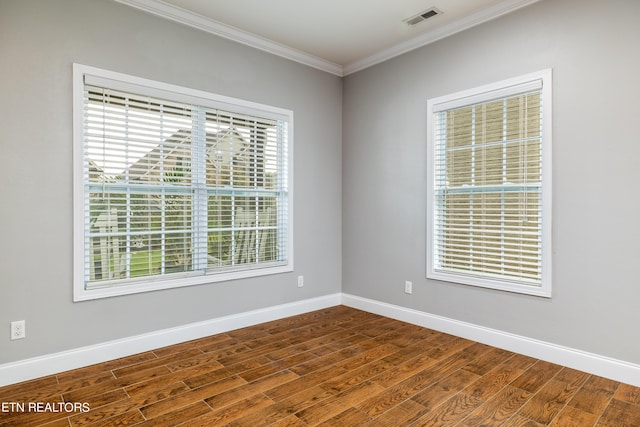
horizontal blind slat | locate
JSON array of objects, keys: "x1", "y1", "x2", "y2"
[
  {"x1": 83, "y1": 78, "x2": 289, "y2": 287},
  {"x1": 433, "y1": 87, "x2": 543, "y2": 285}
]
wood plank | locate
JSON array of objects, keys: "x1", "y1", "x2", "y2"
[
  {"x1": 568, "y1": 374, "x2": 618, "y2": 415},
  {"x1": 597, "y1": 398, "x2": 640, "y2": 427},
  {"x1": 68, "y1": 397, "x2": 139, "y2": 427},
  {"x1": 177, "y1": 394, "x2": 273, "y2": 427},
  {"x1": 80, "y1": 409, "x2": 145, "y2": 427},
  {"x1": 501, "y1": 414, "x2": 547, "y2": 426},
  {"x1": 457, "y1": 385, "x2": 532, "y2": 427},
  {"x1": 358, "y1": 362, "x2": 471, "y2": 417},
  {"x1": 319, "y1": 359, "x2": 394, "y2": 394},
  {"x1": 463, "y1": 361, "x2": 528, "y2": 401},
  {"x1": 203, "y1": 370, "x2": 298, "y2": 410},
  {"x1": 613, "y1": 382, "x2": 640, "y2": 405},
  {"x1": 517, "y1": 378, "x2": 581, "y2": 424},
  {"x1": 334, "y1": 343, "x2": 399, "y2": 370},
  {"x1": 410, "y1": 391, "x2": 484, "y2": 426},
  {"x1": 295, "y1": 381, "x2": 385, "y2": 425},
  {"x1": 128, "y1": 381, "x2": 191, "y2": 407},
  {"x1": 227, "y1": 386, "x2": 333, "y2": 426},
  {"x1": 236, "y1": 352, "x2": 316, "y2": 383},
  {"x1": 549, "y1": 405, "x2": 598, "y2": 427},
  {"x1": 317, "y1": 407, "x2": 371, "y2": 427},
  {"x1": 152, "y1": 333, "x2": 233, "y2": 357},
  {"x1": 263, "y1": 365, "x2": 347, "y2": 401},
  {"x1": 0, "y1": 375, "x2": 57, "y2": 400},
  {"x1": 266, "y1": 415, "x2": 308, "y2": 427},
  {"x1": 62, "y1": 365, "x2": 171, "y2": 403},
  {"x1": 510, "y1": 360, "x2": 563, "y2": 393},
  {"x1": 56, "y1": 352, "x2": 158, "y2": 384},
  {"x1": 361, "y1": 398, "x2": 428, "y2": 426},
  {"x1": 411, "y1": 368, "x2": 480, "y2": 410},
  {"x1": 372, "y1": 352, "x2": 439, "y2": 388},
  {"x1": 462, "y1": 346, "x2": 516, "y2": 376},
  {"x1": 38, "y1": 418, "x2": 73, "y2": 427},
  {"x1": 2, "y1": 306, "x2": 640, "y2": 427},
  {"x1": 139, "y1": 375, "x2": 246, "y2": 419}
]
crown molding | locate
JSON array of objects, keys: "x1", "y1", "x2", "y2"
[
  {"x1": 112, "y1": 0, "x2": 344, "y2": 76},
  {"x1": 343, "y1": 0, "x2": 542, "y2": 75},
  {"x1": 114, "y1": 0, "x2": 541, "y2": 78}
]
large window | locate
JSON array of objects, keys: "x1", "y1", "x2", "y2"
[
  {"x1": 427, "y1": 70, "x2": 552, "y2": 297},
  {"x1": 73, "y1": 64, "x2": 293, "y2": 301}
]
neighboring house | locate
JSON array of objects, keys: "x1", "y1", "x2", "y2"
[{"x1": 126, "y1": 127, "x2": 258, "y2": 188}]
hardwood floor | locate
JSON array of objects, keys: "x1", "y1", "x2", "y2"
[{"x1": 1, "y1": 306, "x2": 640, "y2": 426}]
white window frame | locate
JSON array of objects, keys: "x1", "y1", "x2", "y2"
[
  {"x1": 73, "y1": 64, "x2": 294, "y2": 301},
  {"x1": 426, "y1": 69, "x2": 552, "y2": 297}
]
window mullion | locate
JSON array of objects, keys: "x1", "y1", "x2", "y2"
[
  {"x1": 124, "y1": 97, "x2": 131, "y2": 280},
  {"x1": 470, "y1": 107, "x2": 476, "y2": 272},
  {"x1": 501, "y1": 99, "x2": 507, "y2": 276},
  {"x1": 192, "y1": 106, "x2": 208, "y2": 271},
  {"x1": 229, "y1": 115, "x2": 237, "y2": 266},
  {"x1": 161, "y1": 191, "x2": 166, "y2": 275}
]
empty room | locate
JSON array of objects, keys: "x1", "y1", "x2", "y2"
[{"x1": 1, "y1": 0, "x2": 640, "y2": 425}]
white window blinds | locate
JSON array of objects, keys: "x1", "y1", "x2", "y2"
[
  {"x1": 427, "y1": 70, "x2": 552, "y2": 297},
  {"x1": 74, "y1": 65, "x2": 292, "y2": 300}
]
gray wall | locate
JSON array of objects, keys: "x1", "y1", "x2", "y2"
[
  {"x1": 343, "y1": 0, "x2": 640, "y2": 364},
  {"x1": 3, "y1": 0, "x2": 639, "y2": 370},
  {"x1": 0, "y1": 0, "x2": 342, "y2": 364}
]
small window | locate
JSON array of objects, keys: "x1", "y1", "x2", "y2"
[
  {"x1": 426, "y1": 70, "x2": 552, "y2": 297},
  {"x1": 73, "y1": 64, "x2": 293, "y2": 301}
]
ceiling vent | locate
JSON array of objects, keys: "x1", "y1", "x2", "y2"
[{"x1": 404, "y1": 7, "x2": 442, "y2": 26}]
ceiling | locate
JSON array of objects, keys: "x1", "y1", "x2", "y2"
[{"x1": 116, "y1": 0, "x2": 541, "y2": 76}]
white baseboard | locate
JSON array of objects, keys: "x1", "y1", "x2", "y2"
[
  {"x1": 3, "y1": 292, "x2": 640, "y2": 388},
  {"x1": 342, "y1": 293, "x2": 640, "y2": 387},
  {"x1": 0, "y1": 293, "x2": 341, "y2": 387}
]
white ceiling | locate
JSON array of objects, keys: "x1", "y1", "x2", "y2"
[{"x1": 116, "y1": 0, "x2": 541, "y2": 76}]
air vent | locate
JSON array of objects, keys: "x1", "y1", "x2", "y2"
[{"x1": 404, "y1": 7, "x2": 442, "y2": 26}]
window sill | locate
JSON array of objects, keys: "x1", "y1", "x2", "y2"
[
  {"x1": 73, "y1": 263, "x2": 293, "y2": 302},
  {"x1": 427, "y1": 269, "x2": 551, "y2": 298}
]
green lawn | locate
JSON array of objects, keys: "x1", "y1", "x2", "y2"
[{"x1": 130, "y1": 250, "x2": 163, "y2": 277}]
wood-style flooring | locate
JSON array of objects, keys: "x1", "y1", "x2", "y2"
[{"x1": 1, "y1": 305, "x2": 640, "y2": 426}]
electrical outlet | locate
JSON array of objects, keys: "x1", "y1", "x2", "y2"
[
  {"x1": 404, "y1": 281, "x2": 413, "y2": 294},
  {"x1": 11, "y1": 320, "x2": 25, "y2": 340},
  {"x1": 297, "y1": 275, "x2": 304, "y2": 287}
]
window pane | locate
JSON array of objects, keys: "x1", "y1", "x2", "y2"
[
  {"x1": 130, "y1": 239, "x2": 163, "y2": 279},
  {"x1": 207, "y1": 195, "x2": 233, "y2": 265},
  {"x1": 432, "y1": 84, "x2": 545, "y2": 288}
]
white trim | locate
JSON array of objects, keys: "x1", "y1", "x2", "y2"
[
  {"x1": 112, "y1": 0, "x2": 343, "y2": 76},
  {"x1": 73, "y1": 63, "x2": 295, "y2": 301},
  {"x1": 0, "y1": 294, "x2": 341, "y2": 387},
  {"x1": 426, "y1": 69, "x2": 552, "y2": 298},
  {"x1": 74, "y1": 265, "x2": 295, "y2": 302},
  {"x1": 430, "y1": 75, "x2": 543, "y2": 113},
  {"x1": 342, "y1": 294, "x2": 640, "y2": 387},
  {"x1": 80, "y1": 64, "x2": 294, "y2": 120},
  {"x1": 113, "y1": 0, "x2": 542, "y2": 77}
]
